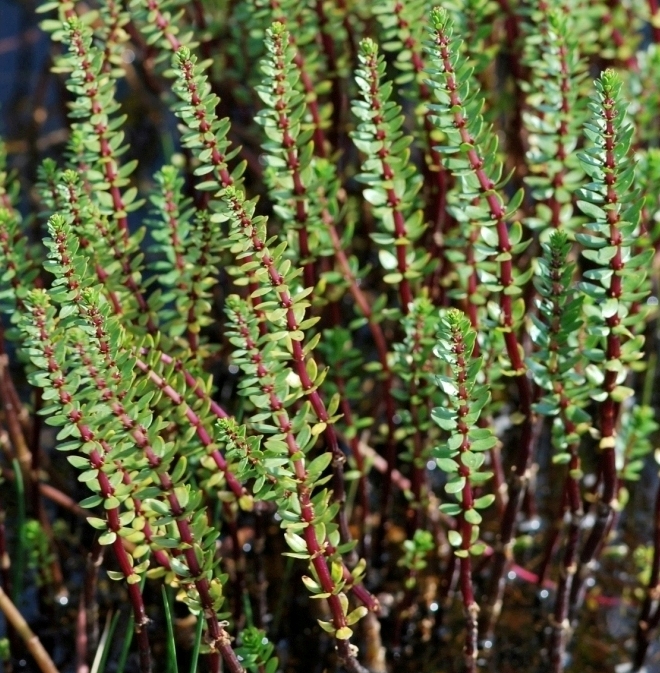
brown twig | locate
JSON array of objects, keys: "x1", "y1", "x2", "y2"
[{"x1": 0, "y1": 586, "x2": 60, "y2": 673}]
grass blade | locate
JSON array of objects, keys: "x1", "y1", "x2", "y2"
[
  {"x1": 10, "y1": 458, "x2": 26, "y2": 605},
  {"x1": 189, "y1": 614, "x2": 204, "y2": 673},
  {"x1": 162, "y1": 586, "x2": 179, "y2": 673}
]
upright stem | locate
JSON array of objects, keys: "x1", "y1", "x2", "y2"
[
  {"x1": 222, "y1": 419, "x2": 366, "y2": 672},
  {"x1": 548, "y1": 416, "x2": 584, "y2": 670},
  {"x1": 133, "y1": 359, "x2": 244, "y2": 499},
  {"x1": 324, "y1": 212, "x2": 395, "y2": 537},
  {"x1": 64, "y1": 29, "x2": 157, "y2": 333},
  {"x1": 568, "y1": 84, "x2": 624, "y2": 615},
  {"x1": 360, "y1": 47, "x2": 414, "y2": 311},
  {"x1": 431, "y1": 23, "x2": 534, "y2": 634},
  {"x1": 225, "y1": 193, "x2": 353, "y2": 548},
  {"x1": 71, "y1": 310, "x2": 243, "y2": 673},
  {"x1": 67, "y1": 26, "x2": 129, "y2": 242},
  {"x1": 266, "y1": 27, "x2": 317, "y2": 288},
  {"x1": 227, "y1": 304, "x2": 377, "y2": 611},
  {"x1": 454, "y1": 326, "x2": 480, "y2": 672},
  {"x1": 389, "y1": 1, "x2": 452, "y2": 286},
  {"x1": 29, "y1": 302, "x2": 152, "y2": 673}
]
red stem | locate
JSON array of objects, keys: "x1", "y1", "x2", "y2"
[
  {"x1": 133, "y1": 358, "x2": 245, "y2": 499},
  {"x1": 406, "y1": 312, "x2": 431, "y2": 535},
  {"x1": 146, "y1": 0, "x2": 182, "y2": 51},
  {"x1": 68, "y1": 26, "x2": 130, "y2": 242},
  {"x1": 72, "y1": 315, "x2": 243, "y2": 673},
  {"x1": 154, "y1": 351, "x2": 228, "y2": 417},
  {"x1": 361, "y1": 49, "x2": 414, "y2": 312},
  {"x1": 31, "y1": 305, "x2": 152, "y2": 673},
  {"x1": 433, "y1": 26, "x2": 534, "y2": 634},
  {"x1": 390, "y1": 1, "x2": 451, "y2": 293},
  {"x1": 569, "y1": 86, "x2": 624, "y2": 615},
  {"x1": 265, "y1": 5, "x2": 329, "y2": 155},
  {"x1": 226, "y1": 194, "x2": 354, "y2": 546},
  {"x1": 270, "y1": 30, "x2": 317, "y2": 289},
  {"x1": 221, "y1": 421, "x2": 365, "y2": 671},
  {"x1": 453, "y1": 327, "x2": 480, "y2": 672},
  {"x1": 229, "y1": 306, "x2": 378, "y2": 612}
]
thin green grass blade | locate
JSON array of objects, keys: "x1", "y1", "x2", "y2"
[
  {"x1": 10, "y1": 458, "x2": 25, "y2": 605},
  {"x1": 116, "y1": 575, "x2": 146, "y2": 673},
  {"x1": 162, "y1": 586, "x2": 179, "y2": 673},
  {"x1": 115, "y1": 612, "x2": 134, "y2": 673},
  {"x1": 188, "y1": 614, "x2": 204, "y2": 673},
  {"x1": 91, "y1": 609, "x2": 120, "y2": 673}
]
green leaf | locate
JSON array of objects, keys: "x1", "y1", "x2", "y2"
[
  {"x1": 445, "y1": 476, "x2": 466, "y2": 494},
  {"x1": 464, "y1": 508, "x2": 482, "y2": 524},
  {"x1": 473, "y1": 494, "x2": 495, "y2": 509},
  {"x1": 436, "y1": 457, "x2": 459, "y2": 473}
]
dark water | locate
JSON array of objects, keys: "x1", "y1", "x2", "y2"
[{"x1": 0, "y1": 0, "x2": 57, "y2": 145}]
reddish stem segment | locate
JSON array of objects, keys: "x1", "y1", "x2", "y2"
[
  {"x1": 228, "y1": 304, "x2": 378, "y2": 612},
  {"x1": 133, "y1": 358, "x2": 244, "y2": 500},
  {"x1": 569, "y1": 85, "x2": 624, "y2": 615},
  {"x1": 74, "y1": 344, "x2": 173, "y2": 571},
  {"x1": 221, "y1": 419, "x2": 366, "y2": 670},
  {"x1": 405, "y1": 310, "x2": 432, "y2": 535},
  {"x1": 158, "y1": 179, "x2": 203, "y2": 352},
  {"x1": 64, "y1": 30, "x2": 157, "y2": 333},
  {"x1": 67, "y1": 303, "x2": 244, "y2": 673},
  {"x1": 156, "y1": 351, "x2": 228, "y2": 419},
  {"x1": 30, "y1": 302, "x2": 152, "y2": 673},
  {"x1": 61, "y1": 202, "x2": 232, "y2": 425},
  {"x1": 67, "y1": 25, "x2": 130, "y2": 242},
  {"x1": 451, "y1": 323, "x2": 480, "y2": 672},
  {"x1": 390, "y1": 1, "x2": 451, "y2": 292},
  {"x1": 267, "y1": 27, "x2": 318, "y2": 289},
  {"x1": 323, "y1": 209, "x2": 394, "y2": 538},
  {"x1": 225, "y1": 193, "x2": 354, "y2": 547},
  {"x1": 176, "y1": 55, "x2": 232, "y2": 188},
  {"x1": 536, "y1": 251, "x2": 584, "y2": 672},
  {"x1": 360, "y1": 47, "x2": 414, "y2": 311},
  {"x1": 432, "y1": 23, "x2": 534, "y2": 633},
  {"x1": 358, "y1": 46, "x2": 431, "y2": 541},
  {"x1": 51, "y1": 219, "x2": 246, "y2": 671}
]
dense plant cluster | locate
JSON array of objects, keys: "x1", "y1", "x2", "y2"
[{"x1": 0, "y1": 0, "x2": 660, "y2": 672}]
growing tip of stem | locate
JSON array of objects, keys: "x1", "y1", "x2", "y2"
[
  {"x1": 598, "y1": 67, "x2": 621, "y2": 93},
  {"x1": 269, "y1": 20, "x2": 286, "y2": 36},
  {"x1": 175, "y1": 45, "x2": 192, "y2": 64},
  {"x1": 359, "y1": 37, "x2": 378, "y2": 57},
  {"x1": 430, "y1": 6, "x2": 450, "y2": 31}
]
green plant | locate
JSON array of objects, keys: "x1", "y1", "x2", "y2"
[{"x1": 1, "y1": 1, "x2": 660, "y2": 672}]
